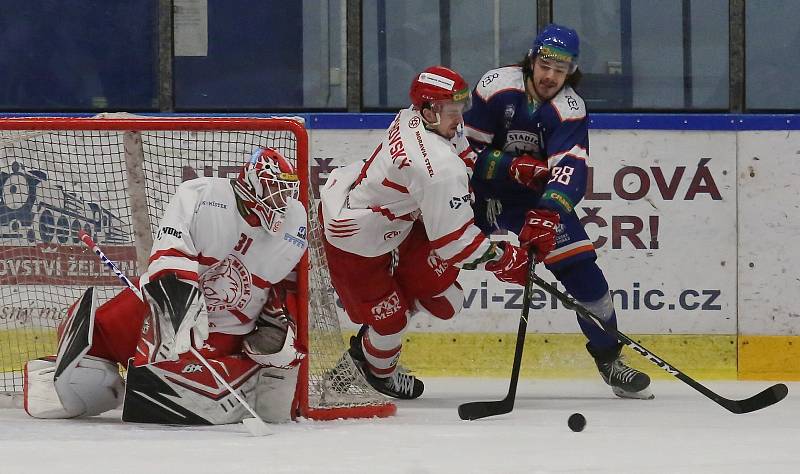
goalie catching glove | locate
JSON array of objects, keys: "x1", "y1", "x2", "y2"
[
  {"x1": 137, "y1": 273, "x2": 209, "y2": 365},
  {"x1": 244, "y1": 299, "x2": 307, "y2": 370}
]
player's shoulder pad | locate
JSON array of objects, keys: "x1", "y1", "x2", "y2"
[
  {"x1": 474, "y1": 66, "x2": 525, "y2": 102},
  {"x1": 548, "y1": 85, "x2": 586, "y2": 122}
]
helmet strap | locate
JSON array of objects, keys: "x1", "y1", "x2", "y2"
[{"x1": 420, "y1": 104, "x2": 441, "y2": 127}]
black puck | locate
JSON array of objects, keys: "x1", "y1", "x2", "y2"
[{"x1": 568, "y1": 413, "x2": 586, "y2": 432}]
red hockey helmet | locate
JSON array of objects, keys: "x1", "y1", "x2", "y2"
[
  {"x1": 409, "y1": 66, "x2": 470, "y2": 110},
  {"x1": 234, "y1": 147, "x2": 299, "y2": 234}
]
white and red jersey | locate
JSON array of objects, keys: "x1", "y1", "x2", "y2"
[
  {"x1": 321, "y1": 107, "x2": 490, "y2": 266},
  {"x1": 140, "y1": 177, "x2": 308, "y2": 335}
]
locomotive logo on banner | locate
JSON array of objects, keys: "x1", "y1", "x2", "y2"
[{"x1": 0, "y1": 160, "x2": 134, "y2": 285}]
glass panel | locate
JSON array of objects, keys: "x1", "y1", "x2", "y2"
[
  {"x1": 0, "y1": 1, "x2": 157, "y2": 111},
  {"x1": 746, "y1": 1, "x2": 800, "y2": 110},
  {"x1": 363, "y1": 0, "x2": 537, "y2": 110},
  {"x1": 174, "y1": 0, "x2": 345, "y2": 110},
  {"x1": 554, "y1": 0, "x2": 728, "y2": 111}
]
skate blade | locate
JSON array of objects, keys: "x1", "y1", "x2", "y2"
[{"x1": 612, "y1": 386, "x2": 655, "y2": 400}]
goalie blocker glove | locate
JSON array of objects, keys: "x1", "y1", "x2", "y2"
[{"x1": 137, "y1": 273, "x2": 209, "y2": 366}]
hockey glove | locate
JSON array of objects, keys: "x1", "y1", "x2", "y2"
[
  {"x1": 485, "y1": 242, "x2": 529, "y2": 286},
  {"x1": 509, "y1": 154, "x2": 549, "y2": 191},
  {"x1": 140, "y1": 274, "x2": 209, "y2": 365},
  {"x1": 518, "y1": 208, "x2": 560, "y2": 263}
]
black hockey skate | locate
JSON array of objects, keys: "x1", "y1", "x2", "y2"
[
  {"x1": 587, "y1": 342, "x2": 654, "y2": 400},
  {"x1": 348, "y1": 325, "x2": 424, "y2": 400}
]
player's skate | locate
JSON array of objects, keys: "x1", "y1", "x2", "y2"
[
  {"x1": 348, "y1": 325, "x2": 424, "y2": 400},
  {"x1": 587, "y1": 342, "x2": 653, "y2": 400}
]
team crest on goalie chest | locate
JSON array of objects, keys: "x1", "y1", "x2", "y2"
[{"x1": 201, "y1": 255, "x2": 253, "y2": 312}]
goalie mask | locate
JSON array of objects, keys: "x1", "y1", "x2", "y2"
[{"x1": 234, "y1": 147, "x2": 299, "y2": 234}]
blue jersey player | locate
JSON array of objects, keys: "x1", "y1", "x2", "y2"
[{"x1": 464, "y1": 24, "x2": 653, "y2": 399}]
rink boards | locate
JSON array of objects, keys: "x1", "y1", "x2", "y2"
[{"x1": 2, "y1": 116, "x2": 798, "y2": 380}]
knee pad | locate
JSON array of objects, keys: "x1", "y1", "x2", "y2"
[
  {"x1": 416, "y1": 281, "x2": 464, "y2": 320},
  {"x1": 25, "y1": 355, "x2": 123, "y2": 419}
]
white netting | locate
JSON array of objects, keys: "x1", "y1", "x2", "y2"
[{"x1": 0, "y1": 118, "x2": 392, "y2": 418}]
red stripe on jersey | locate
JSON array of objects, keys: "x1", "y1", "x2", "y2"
[
  {"x1": 370, "y1": 206, "x2": 415, "y2": 221},
  {"x1": 252, "y1": 275, "x2": 270, "y2": 289},
  {"x1": 196, "y1": 252, "x2": 218, "y2": 266},
  {"x1": 353, "y1": 143, "x2": 383, "y2": 188},
  {"x1": 381, "y1": 178, "x2": 409, "y2": 194},
  {"x1": 148, "y1": 248, "x2": 197, "y2": 264},
  {"x1": 446, "y1": 231, "x2": 487, "y2": 265},
  {"x1": 147, "y1": 268, "x2": 199, "y2": 284},
  {"x1": 329, "y1": 221, "x2": 358, "y2": 229},
  {"x1": 430, "y1": 218, "x2": 475, "y2": 249},
  {"x1": 230, "y1": 309, "x2": 252, "y2": 324}
]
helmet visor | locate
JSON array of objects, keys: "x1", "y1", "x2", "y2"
[{"x1": 537, "y1": 45, "x2": 577, "y2": 73}]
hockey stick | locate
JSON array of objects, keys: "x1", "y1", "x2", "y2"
[
  {"x1": 78, "y1": 231, "x2": 273, "y2": 436},
  {"x1": 530, "y1": 274, "x2": 788, "y2": 414},
  {"x1": 458, "y1": 250, "x2": 536, "y2": 420}
]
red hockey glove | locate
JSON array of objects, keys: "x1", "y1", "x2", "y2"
[
  {"x1": 485, "y1": 242, "x2": 529, "y2": 286},
  {"x1": 518, "y1": 208, "x2": 560, "y2": 262},
  {"x1": 509, "y1": 154, "x2": 549, "y2": 191}
]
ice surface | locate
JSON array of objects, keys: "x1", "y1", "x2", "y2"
[{"x1": 2, "y1": 378, "x2": 799, "y2": 474}]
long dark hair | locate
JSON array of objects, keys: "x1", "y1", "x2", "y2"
[{"x1": 517, "y1": 54, "x2": 583, "y2": 90}]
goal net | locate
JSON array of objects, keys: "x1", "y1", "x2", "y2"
[{"x1": 0, "y1": 116, "x2": 394, "y2": 419}]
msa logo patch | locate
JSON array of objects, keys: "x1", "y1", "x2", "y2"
[
  {"x1": 297, "y1": 226, "x2": 307, "y2": 239},
  {"x1": 371, "y1": 291, "x2": 402, "y2": 320}
]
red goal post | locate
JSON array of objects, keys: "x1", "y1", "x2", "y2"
[{"x1": 0, "y1": 116, "x2": 394, "y2": 419}]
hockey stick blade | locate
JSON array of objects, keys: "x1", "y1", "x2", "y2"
[
  {"x1": 717, "y1": 383, "x2": 788, "y2": 414},
  {"x1": 529, "y1": 273, "x2": 789, "y2": 414},
  {"x1": 458, "y1": 399, "x2": 513, "y2": 421},
  {"x1": 458, "y1": 252, "x2": 536, "y2": 421}
]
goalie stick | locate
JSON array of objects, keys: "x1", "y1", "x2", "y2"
[
  {"x1": 530, "y1": 274, "x2": 787, "y2": 414},
  {"x1": 78, "y1": 231, "x2": 273, "y2": 436},
  {"x1": 458, "y1": 251, "x2": 536, "y2": 421}
]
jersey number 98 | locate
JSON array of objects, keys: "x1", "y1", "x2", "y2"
[{"x1": 549, "y1": 165, "x2": 574, "y2": 185}]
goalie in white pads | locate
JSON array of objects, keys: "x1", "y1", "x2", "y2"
[{"x1": 24, "y1": 147, "x2": 309, "y2": 425}]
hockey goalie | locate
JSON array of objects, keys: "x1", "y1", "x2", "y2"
[{"x1": 23, "y1": 147, "x2": 308, "y2": 425}]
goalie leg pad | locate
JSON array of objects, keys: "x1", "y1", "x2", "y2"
[
  {"x1": 123, "y1": 347, "x2": 261, "y2": 426},
  {"x1": 25, "y1": 356, "x2": 124, "y2": 419},
  {"x1": 253, "y1": 365, "x2": 300, "y2": 423}
]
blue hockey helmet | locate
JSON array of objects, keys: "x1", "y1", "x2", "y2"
[{"x1": 530, "y1": 24, "x2": 580, "y2": 73}]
